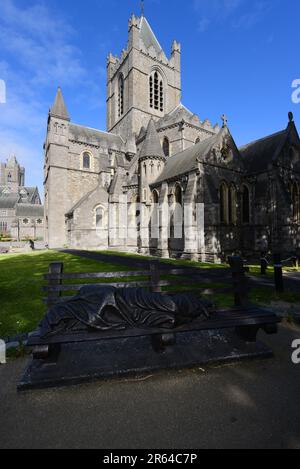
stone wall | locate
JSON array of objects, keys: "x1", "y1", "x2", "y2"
[{"x1": 107, "y1": 20, "x2": 181, "y2": 139}]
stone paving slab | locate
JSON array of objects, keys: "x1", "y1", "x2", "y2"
[{"x1": 0, "y1": 323, "x2": 299, "y2": 449}]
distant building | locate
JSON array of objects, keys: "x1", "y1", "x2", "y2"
[
  {"x1": 44, "y1": 13, "x2": 300, "y2": 261},
  {"x1": 0, "y1": 156, "x2": 44, "y2": 241}
]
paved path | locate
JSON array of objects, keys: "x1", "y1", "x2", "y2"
[{"x1": 0, "y1": 323, "x2": 299, "y2": 449}]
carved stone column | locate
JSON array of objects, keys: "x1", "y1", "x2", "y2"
[
  {"x1": 182, "y1": 173, "x2": 198, "y2": 261},
  {"x1": 157, "y1": 182, "x2": 169, "y2": 258}
]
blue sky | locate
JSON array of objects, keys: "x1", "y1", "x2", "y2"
[{"x1": 0, "y1": 0, "x2": 299, "y2": 195}]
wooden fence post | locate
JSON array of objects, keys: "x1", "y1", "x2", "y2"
[
  {"x1": 47, "y1": 262, "x2": 64, "y2": 309},
  {"x1": 295, "y1": 248, "x2": 300, "y2": 269},
  {"x1": 150, "y1": 260, "x2": 161, "y2": 293},
  {"x1": 149, "y1": 260, "x2": 176, "y2": 351},
  {"x1": 273, "y1": 253, "x2": 284, "y2": 293},
  {"x1": 228, "y1": 256, "x2": 249, "y2": 307}
]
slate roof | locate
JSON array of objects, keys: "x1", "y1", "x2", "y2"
[
  {"x1": 0, "y1": 186, "x2": 39, "y2": 207},
  {"x1": 67, "y1": 185, "x2": 108, "y2": 215},
  {"x1": 16, "y1": 204, "x2": 44, "y2": 217},
  {"x1": 19, "y1": 187, "x2": 38, "y2": 202},
  {"x1": 140, "y1": 119, "x2": 165, "y2": 159},
  {"x1": 155, "y1": 103, "x2": 219, "y2": 134},
  {"x1": 66, "y1": 188, "x2": 96, "y2": 216},
  {"x1": 157, "y1": 103, "x2": 199, "y2": 128},
  {"x1": 154, "y1": 131, "x2": 221, "y2": 184},
  {"x1": 239, "y1": 127, "x2": 289, "y2": 173},
  {"x1": 69, "y1": 124, "x2": 124, "y2": 150},
  {"x1": 139, "y1": 16, "x2": 163, "y2": 55},
  {"x1": 0, "y1": 194, "x2": 19, "y2": 209},
  {"x1": 50, "y1": 87, "x2": 70, "y2": 120}
]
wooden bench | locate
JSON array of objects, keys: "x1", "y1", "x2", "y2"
[{"x1": 27, "y1": 258, "x2": 281, "y2": 361}]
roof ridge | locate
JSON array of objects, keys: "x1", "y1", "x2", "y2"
[
  {"x1": 66, "y1": 187, "x2": 98, "y2": 215},
  {"x1": 239, "y1": 128, "x2": 287, "y2": 151},
  {"x1": 70, "y1": 123, "x2": 125, "y2": 144}
]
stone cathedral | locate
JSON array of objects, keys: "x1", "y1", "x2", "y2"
[{"x1": 44, "y1": 14, "x2": 300, "y2": 262}]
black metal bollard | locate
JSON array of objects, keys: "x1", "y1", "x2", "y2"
[
  {"x1": 273, "y1": 253, "x2": 284, "y2": 293},
  {"x1": 228, "y1": 256, "x2": 249, "y2": 308}
]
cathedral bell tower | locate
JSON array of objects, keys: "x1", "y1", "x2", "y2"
[
  {"x1": 44, "y1": 87, "x2": 70, "y2": 248},
  {"x1": 106, "y1": 14, "x2": 181, "y2": 140}
]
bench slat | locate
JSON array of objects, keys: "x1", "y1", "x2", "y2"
[
  {"x1": 28, "y1": 309, "x2": 280, "y2": 346},
  {"x1": 43, "y1": 280, "x2": 172, "y2": 292},
  {"x1": 44, "y1": 271, "x2": 151, "y2": 280},
  {"x1": 43, "y1": 268, "x2": 200, "y2": 281}
]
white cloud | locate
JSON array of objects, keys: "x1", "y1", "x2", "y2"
[
  {"x1": 0, "y1": 0, "x2": 86, "y2": 87},
  {"x1": 0, "y1": 0, "x2": 102, "y2": 195},
  {"x1": 232, "y1": 2, "x2": 271, "y2": 30},
  {"x1": 193, "y1": 0, "x2": 270, "y2": 32},
  {"x1": 194, "y1": 0, "x2": 243, "y2": 17},
  {"x1": 198, "y1": 18, "x2": 210, "y2": 33}
]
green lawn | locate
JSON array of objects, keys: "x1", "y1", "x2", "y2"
[
  {"x1": 1, "y1": 250, "x2": 299, "y2": 339},
  {"x1": 0, "y1": 250, "x2": 232, "y2": 338},
  {"x1": 0, "y1": 251, "x2": 133, "y2": 338}
]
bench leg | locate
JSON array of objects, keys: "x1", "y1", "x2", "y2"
[
  {"x1": 235, "y1": 325, "x2": 260, "y2": 343},
  {"x1": 151, "y1": 333, "x2": 176, "y2": 353},
  {"x1": 33, "y1": 344, "x2": 61, "y2": 363}
]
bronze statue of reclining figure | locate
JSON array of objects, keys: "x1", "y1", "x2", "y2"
[{"x1": 39, "y1": 286, "x2": 211, "y2": 337}]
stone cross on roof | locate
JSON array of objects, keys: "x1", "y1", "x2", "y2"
[
  {"x1": 221, "y1": 114, "x2": 228, "y2": 127},
  {"x1": 141, "y1": 0, "x2": 145, "y2": 16}
]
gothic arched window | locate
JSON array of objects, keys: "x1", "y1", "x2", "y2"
[
  {"x1": 7, "y1": 173, "x2": 12, "y2": 183},
  {"x1": 82, "y1": 152, "x2": 91, "y2": 170},
  {"x1": 195, "y1": 137, "x2": 200, "y2": 144},
  {"x1": 229, "y1": 185, "x2": 237, "y2": 225},
  {"x1": 292, "y1": 182, "x2": 299, "y2": 223},
  {"x1": 220, "y1": 183, "x2": 229, "y2": 224},
  {"x1": 163, "y1": 137, "x2": 170, "y2": 157},
  {"x1": 95, "y1": 206, "x2": 104, "y2": 229},
  {"x1": 173, "y1": 185, "x2": 183, "y2": 239},
  {"x1": 149, "y1": 75, "x2": 153, "y2": 109},
  {"x1": 152, "y1": 190, "x2": 159, "y2": 205},
  {"x1": 242, "y1": 185, "x2": 250, "y2": 224},
  {"x1": 149, "y1": 70, "x2": 164, "y2": 112},
  {"x1": 118, "y1": 74, "x2": 124, "y2": 118},
  {"x1": 0, "y1": 221, "x2": 8, "y2": 234},
  {"x1": 175, "y1": 185, "x2": 182, "y2": 206},
  {"x1": 150, "y1": 190, "x2": 159, "y2": 240}
]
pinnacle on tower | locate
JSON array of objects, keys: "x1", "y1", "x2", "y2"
[
  {"x1": 140, "y1": 119, "x2": 165, "y2": 160},
  {"x1": 50, "y1": 87, "x2": 70, "y2": 121}
]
